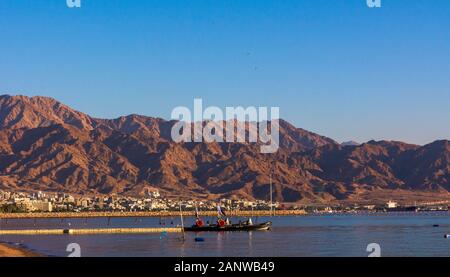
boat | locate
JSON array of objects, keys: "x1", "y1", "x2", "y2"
[
  {"x1": 183, "y1": 179, "x2": 274, "y2": 233},
  {"x1": 184, "y1": 204, "x2": 272, "y2": 232},
  {"x1": 386, "y1": 206, "x2": 418, "y2": 212},
  {"x1": 184, "y1": 221, "x2": 272, "y2": 232},
  {"x1": 384, "y1": 200, "x2": 418, "y2": 212}
]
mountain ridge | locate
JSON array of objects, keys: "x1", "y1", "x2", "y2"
[{"x1": 0, "y1": 94, "x2": 448, "y2": 203}]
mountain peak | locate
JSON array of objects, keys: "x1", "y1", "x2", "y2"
[
  {"x1": 341, "y1": 141, "x2": 359, "y2": 147},
  {"x1": 0, "y1": 94, "x2": 94, "y2": 131}
]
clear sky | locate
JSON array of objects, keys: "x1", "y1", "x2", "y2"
[{"x1": 0, "y1": 0, "x2": 449, "y2": 145}]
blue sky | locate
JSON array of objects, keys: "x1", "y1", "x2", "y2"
[{"x1": 0, "y1": 0, "x2": 449, "y2": 144}]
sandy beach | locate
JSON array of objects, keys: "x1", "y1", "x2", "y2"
[{"x1": 0, "y1": 243, "x2": 41, "y2": 257}]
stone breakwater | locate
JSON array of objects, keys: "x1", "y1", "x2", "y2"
[
  {"x1": 0, "y1": 227, "x2": 182, "y2": 235},
  {"x1": 0, "y1": 210, "x2": 306, "y2": 219}
]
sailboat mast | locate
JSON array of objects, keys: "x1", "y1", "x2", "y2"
[
  {"x1": 179, "y1": 202, "x2": 185, "y2": 241},
  {"x1": 270, "y1": 168, "x2": 273, "y2": 217}
]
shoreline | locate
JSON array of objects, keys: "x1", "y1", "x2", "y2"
[
  {"x1": 0, "y1": 210, "x2": 307, "y2": 219},
  {"x1": 1, "y1": 209, "x2": 448, "y2": 220},
  {"x1": 0, "y1": 242, "x2": 42, "y2": 257}
]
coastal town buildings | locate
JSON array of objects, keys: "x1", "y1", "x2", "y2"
[{"x1": 0, "y1": 189, "x2": 278, "y2": 213}]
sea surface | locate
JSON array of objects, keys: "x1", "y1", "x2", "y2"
[{"x1": 1, "y1": 213, "x2": 450, "y2": 257}]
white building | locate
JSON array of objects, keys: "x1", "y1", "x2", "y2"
[
  {"x1": 31, "y1": 200, "x2": 53, "y2": 212},
  {"x1": 386, "y1": 201, "x2": 398, "y2": 209}
]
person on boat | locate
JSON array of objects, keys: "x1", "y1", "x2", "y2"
[
  {"x1": 195, "y1": 218, "x2": 204, "y2": 227},
  {"x1": 217, "y1": 218, "x2": 226, "y2": 227}
]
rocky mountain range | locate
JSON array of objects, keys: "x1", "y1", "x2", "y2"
[{"x1": 0, "y1": 94, "x2": 449, "y2": 203}]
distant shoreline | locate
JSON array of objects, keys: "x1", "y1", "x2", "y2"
[{"x1": 0, "y1": 210, "x2": 307, "y2": 219}]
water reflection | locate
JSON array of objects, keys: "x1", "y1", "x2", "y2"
[{"x1": 1, "y1": 213, "x2": 450, "y2": 257}]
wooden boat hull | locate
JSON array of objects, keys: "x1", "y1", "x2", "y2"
[{"x1": 184, "y1": 221, "x2": 272, "y2": 232}]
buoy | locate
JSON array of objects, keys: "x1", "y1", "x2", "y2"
[
  {"x1": 195, "y1": 237, "x2": 205, "y2": 242},
  {"x1": 444, "y1": 234, "x2": 450, "y2": 239},
  {"x1": 159, "y1": 231, "x2": 168, "y2": 240}
]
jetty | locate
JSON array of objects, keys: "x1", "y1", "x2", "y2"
[{"x1": 0, "y1": 227, "x2": 182, "y2": 235}]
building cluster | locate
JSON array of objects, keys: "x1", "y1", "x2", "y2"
[
  {"x1": 303, "y1": 200, "x2": 450, "y2": 214},
  {"x1": 0, "y1": 190, "x2": 279, "y2": 213},
  {"x1": 3, "y1": 189, "x2": 449, "y2": 214}
]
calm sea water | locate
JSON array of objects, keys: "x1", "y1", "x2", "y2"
[{"x1": 1, "y1": 213, "x2": 450, "y2": 257}]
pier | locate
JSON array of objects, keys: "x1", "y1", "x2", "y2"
[{"x1": 0, "y1": 227, "x2": 182, "y2": 235}]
